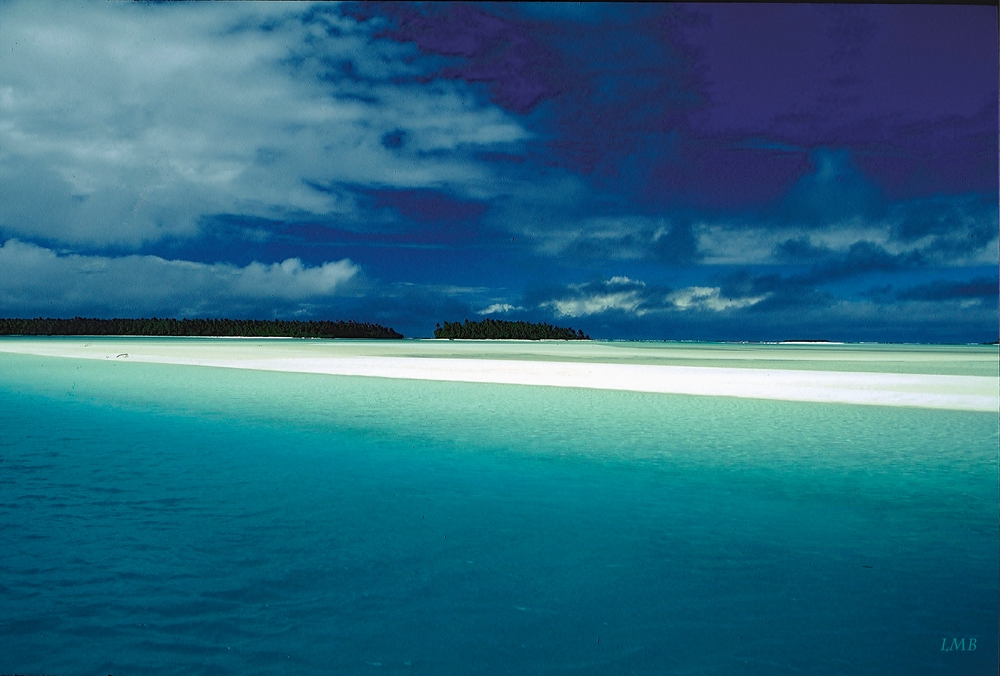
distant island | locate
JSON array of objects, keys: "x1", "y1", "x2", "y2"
[
  {"x1": 434, "y1": 318, "x2": 589, "y2": 340},
  {"x1": 779, "y1": 339, "x2": 836, "y2": 344},
  {"x1": 0, "y1": 317, "x2": 403, "y2": 339}
]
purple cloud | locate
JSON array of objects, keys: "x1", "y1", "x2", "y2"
[{"x1": 355, "y1": 2, "x2": 997, "y2": 209}]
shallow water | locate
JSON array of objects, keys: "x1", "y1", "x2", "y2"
[{"x1": 1, "y1": 348, "x2": 996, "y2": 675}]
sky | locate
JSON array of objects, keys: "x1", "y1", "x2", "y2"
[{"x1": 0, "y1": 1, "x2": 996, "y2": 342}]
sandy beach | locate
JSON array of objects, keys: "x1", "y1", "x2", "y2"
[{"x1": 0, "y1": 338, "x2": 996, "y2": 412}]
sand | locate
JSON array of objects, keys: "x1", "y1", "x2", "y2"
[{"x1": 0, "y1": 338, "x2": 996, "y2": 412}]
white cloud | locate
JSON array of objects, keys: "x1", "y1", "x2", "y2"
[
  {"x1": 542, "y1": 277, "x2": 648, "y2": 317},
  {"x1": 0, "y1": 1, "x2": 529, "y2": 247},
  {"x1": 695, "y1": 219, "x2": 902, "y2": 265},
  {"x1": 606, "y1": 275, "x2": 639, "y2": 285},
  {"x1": 544, "y1": 291, "x2": 645, "y2": 317},
  {"x1": 666, "y1": 286, "x2": 768, "y2": 311},
  {"x1": 0, "y1": 238, "x2": 360, "y2": 317},
  {"x1": 477, "y1": 303, "x2": 525, "y2": 315},
  {"x1": 541, "y1": 276, "x2": 767, "y2": 318}
]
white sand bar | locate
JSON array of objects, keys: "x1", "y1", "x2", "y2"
[{"x1": 0, "y1": 338, "x2": 996, "y2": 412}]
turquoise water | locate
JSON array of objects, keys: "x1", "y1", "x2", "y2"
[{"x1": 1, "y1": 351, "x2": 996, "y2": 675}]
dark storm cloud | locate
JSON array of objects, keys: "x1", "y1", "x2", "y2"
[
  {"x1": 896, "y1": 277, "x2": 998, "y2": 302},
  {"x1": 851, "y1": 101, "x2": 998, "y2": 199},
  {"x1": 646, "y1": 138, "x2": 811, "y2": 210},
  {"x1": 807, "y1": 242, "x2": 922, "y2": 282},
  {"x1": 354, "y1": 2, "x2": 562, "y2": 115},
  {"x1": 712, "y1": 269, "x2": 834, "y2": 314},
  {"x1": 887, "y1": 193, "x2": 998, "y2": 262},
  {"x1": 367, "y1": 3, "x2": 997, "y2": 210},
  {"x1": 772, "y1": 149, "x2": 884, "y2": 226},
  {"x1": 361, "y1": 2, "x2": 709, "y2": 205},
  {"x1": 684, "y1": 4, "x2": 998, "y2": 199}
]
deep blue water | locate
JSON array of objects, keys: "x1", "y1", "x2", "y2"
[{"x1": 1, "y1": 352, "x2": 997, "y2": 675}]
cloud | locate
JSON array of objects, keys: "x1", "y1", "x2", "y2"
[
  {"x1": 365, "y1": 3, "x2": 562, "y2": 114},
  {"x1": 886, "y1": 193, "x2": 998, "y2": 264},
  {"x1": 665, "y1": 286, "x2": 768, "y2": 312},
  {"x1": 896, "y1": 277, "x2": 998, "y2": 302},
  {"x1": 805, "y1": 240, "x2": 923, "y2": 282},
  {"x1": 537, "y1": 276, "x2": 768, "y2": 318},
  {"x1": 477, "y1": 303, "x2": 525, "y2": 315},
  {"x1": 775, "y1": 149, "x2": 883, "y2": 226},
  {"x1": 544, "y1": 294, "x2": 641, "y2": 318},
  {"x1": 523, "y1": 217, "x2": 669, "y2": 260},
  {"x1": 502, "y1": 146, "x2": 996, "y2": 272},
  {"x1": 0, "y1": 1, "x2": 529, "y2": 247},
  {"x1": 687, "y1": 5, "x2": 997, "y2": 196},
  {"x1": 0, "y1": 238, "x2": 360, "y2": 317},
  {"x1": 542, "y1": 280, "x2": 648, "y2": 317},
  {"x1": 696, "y1": 188, "x2": 997, "y2": 269},
  {"x1": 509, "y1": 214, "x2": 702, "y2": 265}
]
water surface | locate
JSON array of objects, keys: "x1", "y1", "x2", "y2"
[{"x1": 1, "y1": 346, "x2": 996, "y2": 675}]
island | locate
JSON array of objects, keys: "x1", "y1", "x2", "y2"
[
  {"x1": 0, "y1": 317, "x2": 403, "y2": 339},
  {"x1": 434, "y1": 318, "x2": 589, "y2": 340},
  {"x1": 778, "y1": 339, "x2": 842, "y2": 345}
]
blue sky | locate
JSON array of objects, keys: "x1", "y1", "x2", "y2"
[{"x1": 0, "y1": 1, "x2": 996, "y2": 342}]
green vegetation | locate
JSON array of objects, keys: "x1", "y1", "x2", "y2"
[
  {"x1": 0, "y1": 317, "x2": 403, "y2": 339},
  {"x1": 434, "y1": 318, "x2": 589, "y2": 340}
]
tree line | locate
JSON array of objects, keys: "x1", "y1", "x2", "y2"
[
  {"x1": 0, "y1": 317, "x2": 403, "y2": 339},
  {"x1": 434, "y1": 318, "x2": 589, "y2": 340}
]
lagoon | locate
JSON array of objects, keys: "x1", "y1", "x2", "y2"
[{"x1": 0, "y1": 339, "x2": 996, "y2": 674}]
